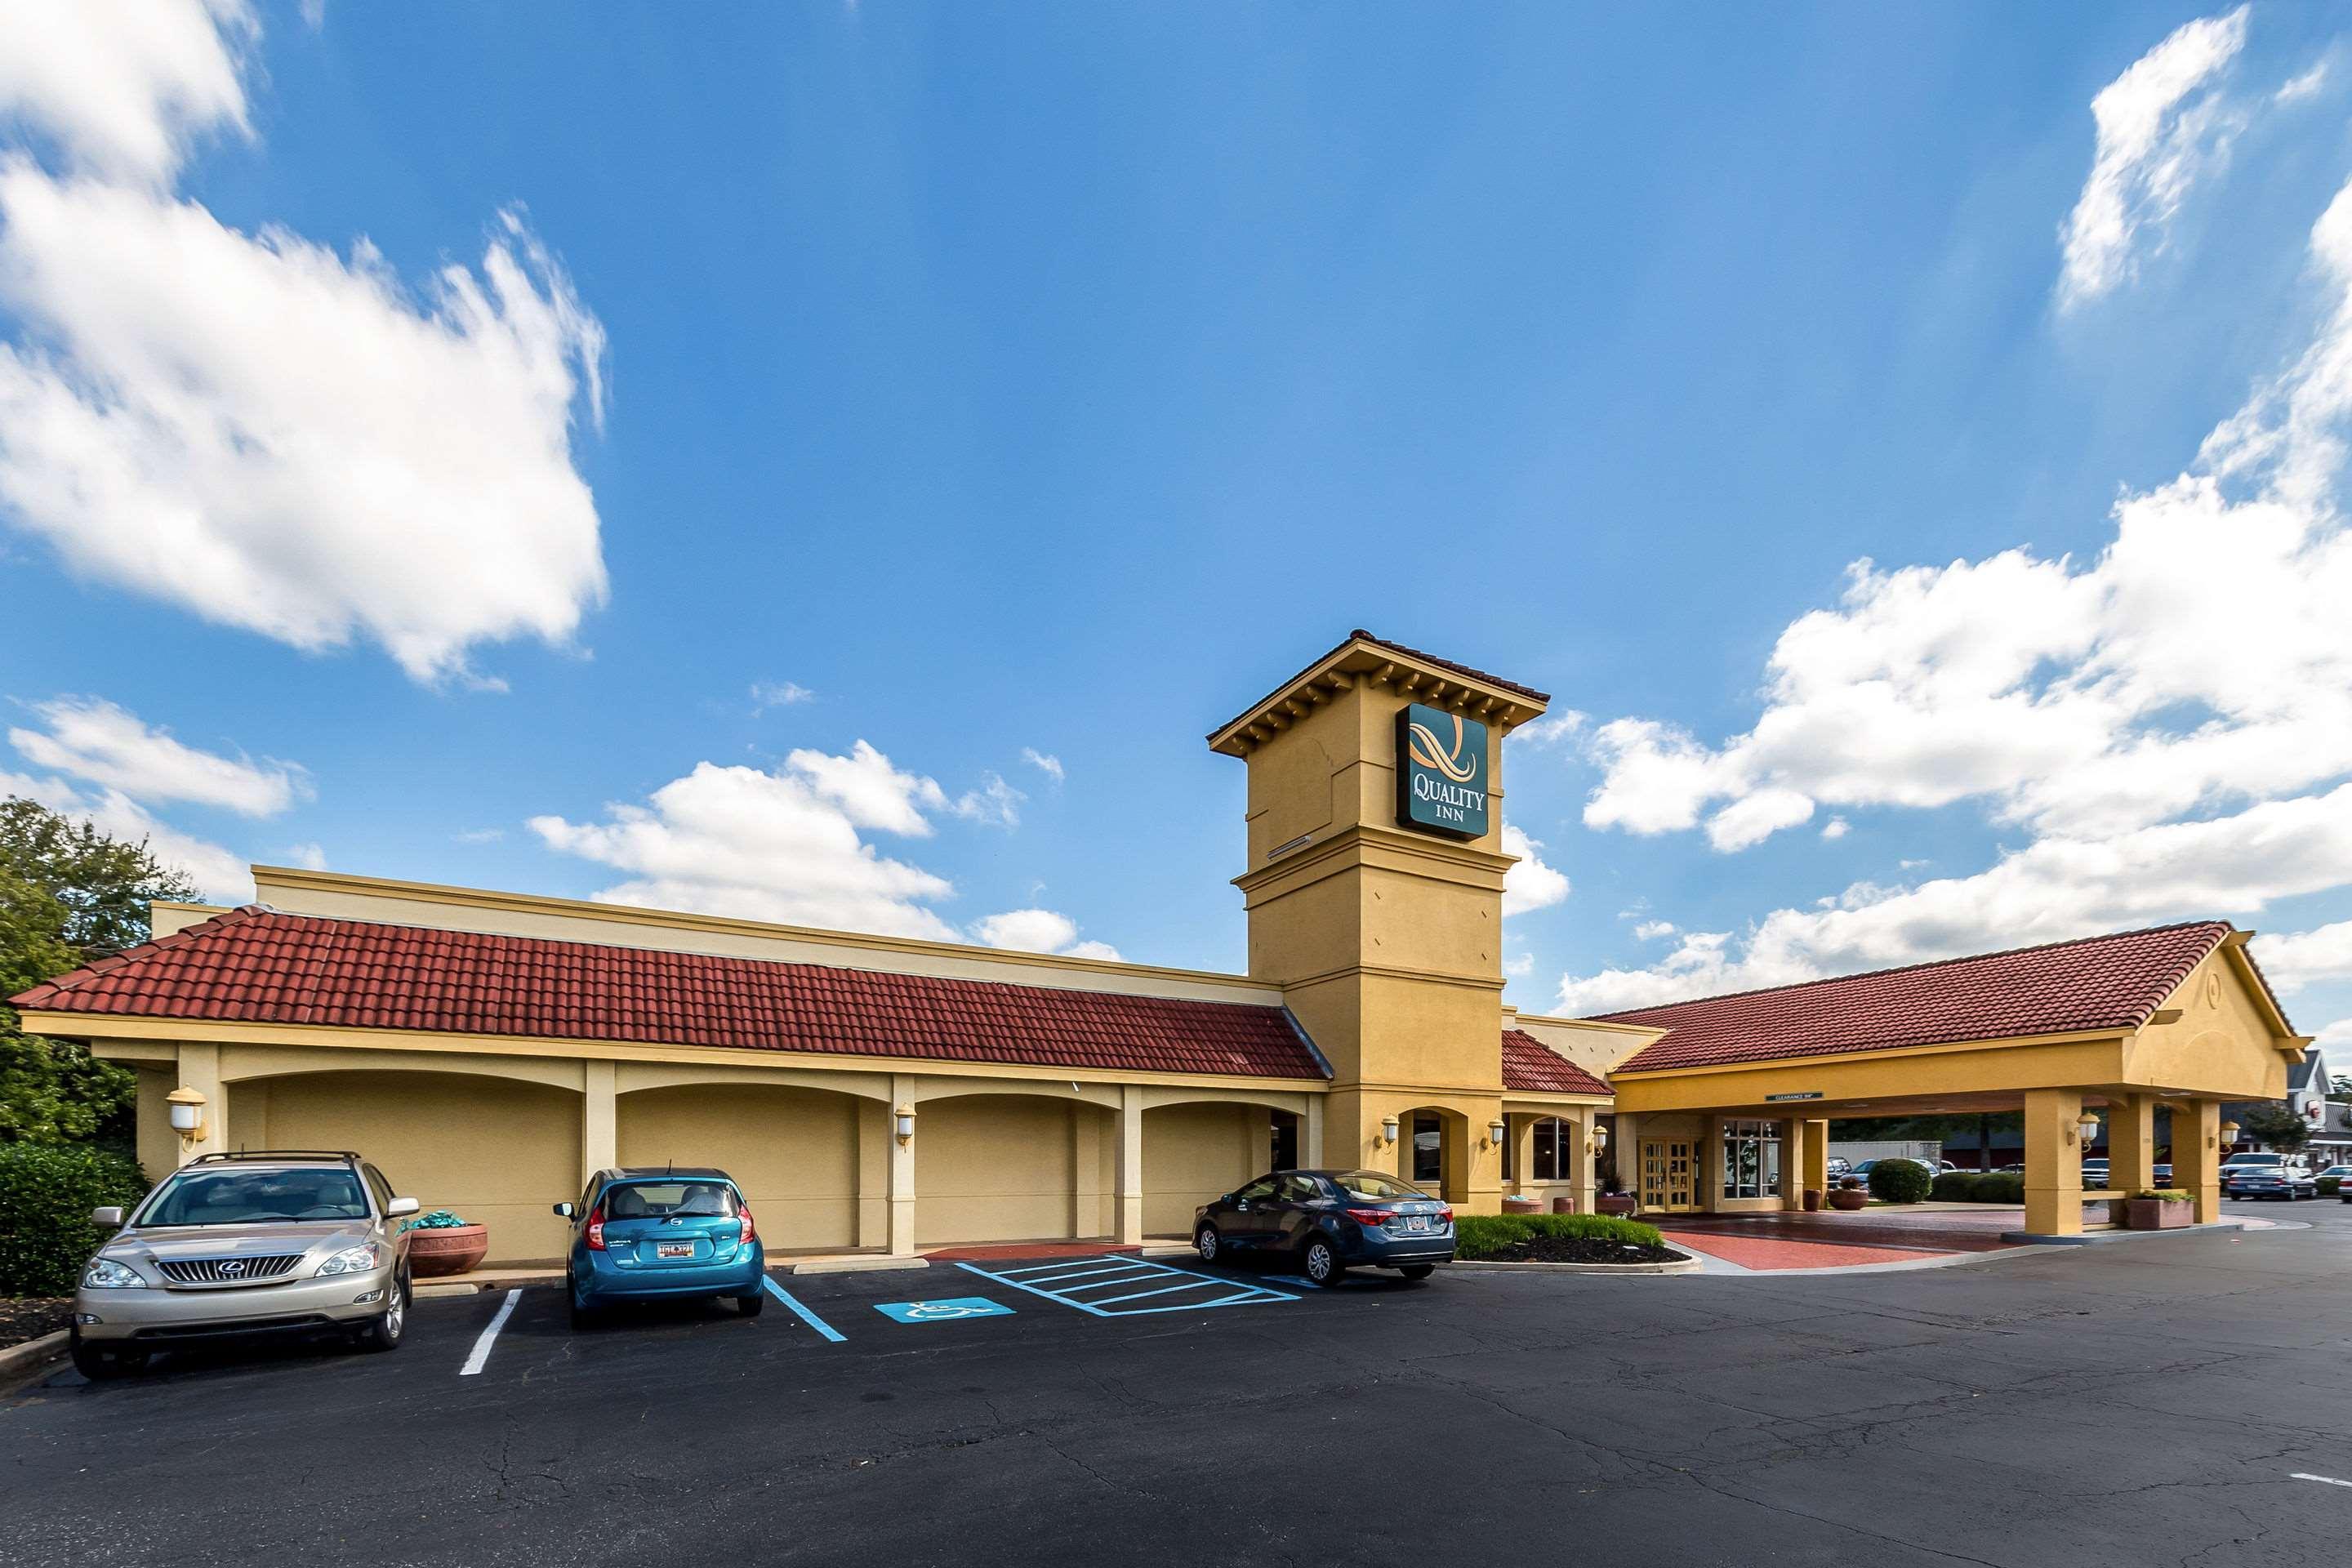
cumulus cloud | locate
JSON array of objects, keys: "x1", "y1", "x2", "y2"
[
  {"x1": 2058, "y1": 6, "x2": 2250, "y2": 310},
  {"x1": 1020, "y1": 748, "x2": 1064, "y2": 784},
  {"x1": 1820, "y1": 816, "x2": 1850, "y2": 841},
  {"x1": 2254, "y1": 920, "x2": 2352, "y2": 994},
  {"x1": 1500, "y1": 824, "x2": 1570, "y2": 915},
  {"x1": 2315, "y1": 1017, "x2": 2352, "y2": 1048},
  {"x1": 0, "y1": 1, "x2": 610, "y2": 686},
  {"x1": 1632, "y1": 920, "x2": 1677, "y2": 942},
  {"x1": 970, "y1": 908, "x2": 1120, "y2": 963},
  {"x1": 8, "y1": 695, "x2": 303, "y2": 815}
]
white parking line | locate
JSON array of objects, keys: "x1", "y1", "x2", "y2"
[
  {"x1": 459, "y1": 1288, "x2": 521, "y2": 1376},
  {"x1": 2291, "y1": 1472, "x2": 2352, "y2": 1488}
]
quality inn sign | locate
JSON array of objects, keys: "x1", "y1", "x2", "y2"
[{"x1": 1395, "y1": 702, "x2": 1489, "y2": 840}]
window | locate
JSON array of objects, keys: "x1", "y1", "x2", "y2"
[
  {"x1": 1528, "y1": 1118, "x2": 1573, "y2": 1182},
  {"x1": 1276, "y1": 1174, "x2": 1321, "y2": 1204},
  {"x1": 1235, "y1": 1177, "x2": 1279, "y2": 1204},
  {"x1": 1334, "y1": 1171, "x2": 1419, "y2": 1201},
  {"x1": 1413, "y1": 1114, "x2": 1441, "y2": 1183},
  {"x1": 362, "y1": 1164, "x2": 394, "y2": 1214},
  {"x1": 604, "y1": 1181, "x2": 738, "y2": 1219},
  {"x1": 140, "y1": 1166, "x2": 370, "y2": 1227},
  {"x1": 1271, "y1": 1113, "x2": 1298, "y2": 1171},
  {"x1": 1720, "y1": 1120, "x2": 1784, "y2": 1200}
]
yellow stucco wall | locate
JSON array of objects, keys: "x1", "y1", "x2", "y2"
[
  {"x1": 1142, "y1": 1102, "x2": 1265, "y2": 1236},
  {"x1": 617, "y1": 1085, "x2": 860, "y2": 1251},
  {"x1": 915, "y1": 1095, "x2": 1086, "y2": 1245},
  {"x1": 234, "y1": 1071, "x2": 580, "y2": 1263},
  {"x1": 2127, "y1": 949, "x2": 2294, "y2": 1100}
]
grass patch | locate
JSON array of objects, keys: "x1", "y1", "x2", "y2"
[{"x1": 1454, "y1": 1212, "x2": 1664, "y2": 1260}]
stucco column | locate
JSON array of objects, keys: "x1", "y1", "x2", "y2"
[
  {"x1": 176, "y1": 1042, "x2": 224, "y2": 1167},
  {"x1": 888, "y1": 1075, "x2": 917, "y2": 1257},
  {"x1": 1803, "y1": 1119, "x2": 1829, "y2": 1197},
  {"x1": 1508, "y1": 1115, "x2": 1535, "y2": 1198},
  {"x1": 2024, "y1": 1088, "x2": 2085, "y2": 1236},
  {"x1": 2174, "y1": 1099, "x2": 2221, "y2": 1223},
  {"x1": 1781, "y1": 1116, "x2": 1809, "y2": 1212},
  {"x1": 581, "y1": 1059, "x2": 617, "y2": 1187},
  {"x1": 2109, "y1": 1093, "x2": 2158, "y2": 1196},
  {"x1": 1113, "y1": 1085, "x2": 1144, "y2": 1245},
  {"x1": 1613, "y1": 1113, "x2": 1640, "y2": 1209},
  {"x1": 1566, "y1": 1114, "x2": 1596, "y2": 1214},
  {"x1": 1303, "y1": 1095, "x2": 1325, "y2": 1169}
]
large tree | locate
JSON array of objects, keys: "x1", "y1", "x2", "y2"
[
  {"x1": 2234, "y1": 1102, "x2": 2312, "y2": 1154},
  {"x1": 0, "y1": 798, "x2": 197, "y2": 1147}
]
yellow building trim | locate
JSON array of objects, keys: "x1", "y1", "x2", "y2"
[{"x1": 1611, "y1": 1025, "x2": 2128, "y2": 1081}]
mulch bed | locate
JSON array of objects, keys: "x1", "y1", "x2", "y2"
[
  {"x1": 1472, "y1": 1236, "x2": 1684, "y2": 1265},
  {"x1": 0, "y1": 1297, "x2": 72, "y2": 1351}
]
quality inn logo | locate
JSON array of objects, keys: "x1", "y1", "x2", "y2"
[{"x1": 1395, "y1": 702, "x2": 1489, "y2": 840}]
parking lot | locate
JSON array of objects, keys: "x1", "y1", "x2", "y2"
[{"x1": 7, "y1": 1203, "x2": 2352, "y2": 1566}]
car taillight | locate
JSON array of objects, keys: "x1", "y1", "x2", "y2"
[
  {"x1": 1437, "y1": 1207, "x2": 1454, "y2": 1225},
  {"x1": 737, "y1": 1205, "x2": 755, "y2": 1246},
  {"x1": 1345, "y1": 1208, "x2": 1393, "y2": 1227},
  {"x1": 585, "y1": 1206, "x2": 607, "y2": 1250}
]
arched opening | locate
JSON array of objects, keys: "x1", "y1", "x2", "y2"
[
  {"x1": 916, "y1": 1094, "x2": 1111, "y2": 1247},
  {"x1": 1141, "y1": 1101, "x2": 1289, "y2": 1237},
  {"x1": 231, "y1": 1070, "x2": 580, "y2": 1263},
  {"x1": 1393, "y1": 1105, "x2": 1472, "y2": 1202},
  {"x1": 618, "y1": 1083, "x2": 866, "y2": 1253}
]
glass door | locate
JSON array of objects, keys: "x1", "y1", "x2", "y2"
[{"x1": 1641, "y1": 1139, "x2": 1696, "y2": 1212}]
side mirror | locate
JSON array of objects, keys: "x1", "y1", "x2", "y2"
[
  {"x1": 385, "y1": 1196, "x2": 421, "y2": 1219},
  {"x1": 91, "y1": 1206, "x2": 124, "y2": 1228},
  {"x1": 553, "y1": 1202, "x2": 576, "y2": 1218}
]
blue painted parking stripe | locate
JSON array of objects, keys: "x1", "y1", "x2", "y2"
[
  {"x1": 761, "y1": 1275, "x2": 846, "y2": 1343},
  {"x1": 954, "y1": 1254, "x2": 1299, "y2": 1317}
]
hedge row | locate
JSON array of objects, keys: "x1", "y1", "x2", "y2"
[
  {"x1": 1454, "y1": 1212, "x2": 1664, "y2": 1259},
  {"x1": 0, "y1": 1142, "x2": 149, "y2": 1297},
  {"x1": 1930, "y1": 1171, "x2": 2025, "y2": 1204},
  {"x1": 1867, "y1": 1160, "x2": 1935, "y2": 1204}
]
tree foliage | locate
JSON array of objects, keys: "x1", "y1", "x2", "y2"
[
  {"x1": 0, "y1": 798, "x2": 197, "y2": 1147},
  {"x1": 2235, "y1": 1102, "x2": 2311, "y2": 1153}
]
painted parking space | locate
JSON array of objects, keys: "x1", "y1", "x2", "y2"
[
  {"x1": 953, "y1": 1253, "x2": 1304, "y2": 1316},
  {"x1": 760, "y1": 1275, "x2": 849, "y2": 1341},
  {"x1": 873, "y1": 1295, "x2": 1014, "y2": 1323}
]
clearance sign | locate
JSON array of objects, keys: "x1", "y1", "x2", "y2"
[{"x1": 1395, "y1": 702, "x2": 1489, "y2": 840}]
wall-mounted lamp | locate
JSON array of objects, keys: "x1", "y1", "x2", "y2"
[
  {"x1": 2074, "y1": 1111, "x2": 2100, "y2": 1147},
  {"x1": 1379, "y1": 1115, "x2": 1401, "y2": 1148},
  {"x1": 166, "y1": 1086, "x2": 208, "y2": 1146},
  {"x1": 1486, "y1": 1119, "x2": 1506, "y2": 1149},
  {"x1": 2219, "y1": 1119, "x2": 2240, "y2": 1149},
  {"x1": 893, "y1": 1106, "x2": 916, "y2": 1145}
]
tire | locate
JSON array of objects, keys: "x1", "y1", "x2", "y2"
[
  {"x1": 68, "y1": 1328, "x2": 144, "y2": 1381},
  {"x1": 355, "y1": 1272, "x2": 408, "y2": 1352},
  {"x1": 1300, "y1": 1235, "x2": 1345, "y2": 1286},
  {"x1": 568, "y1": 1271, "x2": 600, "y2": 1330},
  {"x1": 1398, "y1": 1263, "x2": 1436, "y2": 1281},
  {"x1": 1195, "y1": 1223, "x2": 1222, "y2": 1264},
  {"x1": 735, "y1": 1289, "x2": 765, "y2": 1317}
]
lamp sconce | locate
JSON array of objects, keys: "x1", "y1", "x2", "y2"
[
  {"x1": 166, "y1": 1086, "x2": 208, "y2": 1146},
  {"x1": 1590, "y1": 1124, "x2": 1610, "y2": 1157},
  {"x1": 2073, "y1": 1112, "x2": 2100, "y2": 1147},
  {"x1": 1486, "y1": 1119, "x2": 1506, "y2": 1150},
  {"x1": 893, "y1": 1106, "x2": 916, "y2": 1146},
  {"x1": 2218, "y1": 1119, "x2": 2239, "y2": 1150},
  {"x1": 1378, "y1": 1116, "x2": 1401, "y2": 1149}
]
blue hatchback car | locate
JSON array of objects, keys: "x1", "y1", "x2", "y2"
[{"x1": 555, "y1": 1167, "x2": 766, "y2": 1328}]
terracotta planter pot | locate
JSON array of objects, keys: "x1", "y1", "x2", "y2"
[
  {"x1": 1802, "y1": 1188, "x2": 1824, "y2": 1213},
  {"x1": 1596, "y1": 1194, "x2": 1638, "y2": 1218},
  {"x1": 1501, "y1": 1196, "x2": 1542, "y2": 1216},
  {"x1": 1551, "y1": 1196, "x2": 1579, "y2": 1214},
  {"x1": 406, "y1": 1223, "x2": 489, "y2": 1277},
  {"x1": 1827, "y1": 1189, "x2": 1869, "y2": 1211},
  {"x1": 2124, "y1": 1197, "x2": 2191, "y2": 1231}
]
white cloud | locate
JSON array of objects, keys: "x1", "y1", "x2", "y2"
[
  {"x1": 2315, "y1": 1017, "x2": 2352, "y2": 1047},
  {"x1": 8, "y1": 695, "x2": 302, "y2": 815},
  {"x1": 1020, "y1": 747, "x2": 1065, "y2": 784},
  {"x1": 947, "y1": 772, "x2": 1024, "y2": 829},
  {"x1": 453, "y1": 826, "x2": 505, "y2": 844},
  {"x1": 751, "y1": 680, "x2": 814, "y2": 712},
  {"x1": 1706, "y1": 787, "x2": 1815, "y2": 852},
  {"x1": 0, "y1": 0, "x2": 256, "y2": 187},
  {"x1": 785, "y1": 740, "x2": 948, "y2": 836},
  {"x1": 1820, "y1": 816, "x2": 1850, "y2": 841},
  {"x1": 1509, "y1": 710, "x2": 1588, "y2": 749},
  {"x1": 0, "y1": 768, "x2": 250, "y2": 904},
  {"x1": 2275, "y1": 62, "x2": 2329, "y2": 105},
  {"x1": 969, "y1": 907, "x2": 1121, "y2": 963},
  {"x1": 1503, "y1": 951, "x2": 1535, "y2": 978},
  {"x1": 2254, "y1": 920, "x2": 2352, "y2": 993},
  {"x1": 0, "y1": 2, "x2": 610, "y2": 687},
  {"x1": 1500, "y1": 823, "x2": 1570, "y2": 915},
  {"x1": 281, "y1": 840, "x2": 326, "y2": 871},
  {"x1": 2058, "y1": 6, "x2": 2250, "y2": 310},
  {"x1": 1632, "y1": 920, "x2": 1677, "y2": 942}
]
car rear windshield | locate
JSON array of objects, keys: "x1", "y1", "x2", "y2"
[
  {"x1": 603, "y1": 1180, "x2": 738, "y2": 1219},
  {"x1": 139, "y1": 1167, "x2": 371, "y2": 1227},
  {"x1": 2225, "y1": 1154, "x2": 2283, "y2": 1166},
  {"x1": 1332, "y1": 1172, "x2": 1421, "y2": 1201}
]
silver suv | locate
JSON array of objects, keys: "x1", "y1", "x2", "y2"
[{"x1": 72, "y1": 1152, "x2": 419, "y2": 1379}]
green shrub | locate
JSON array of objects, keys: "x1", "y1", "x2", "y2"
[
  {"x1": 2129, "y1": 1189, "x2": 2191, "y2": 1202},
  {"x1": 1867, "y1": 1159, "x2": 1934, "y2": 1204},
  {"x1": 1454, "y1": 1211, "x2": 1664, "y2": 1259},
  {"x1": 0, "y1": 1142, "x2": 148, "y2": 1296},
  {"x1": 2320, "y1": 1176, "x2": 2341, "y2": 1197}
]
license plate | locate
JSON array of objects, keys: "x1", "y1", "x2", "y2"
[
  {"x1": 1405, "y1": 1215, "x2": 1430, "y2": 1233},
  {"x1": 657, "y1": 1241, "x2": 694, "y2": 1258}
]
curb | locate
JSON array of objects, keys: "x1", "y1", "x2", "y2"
[
  {"x1": 1450, "y1": 1246, "x2": 1704, "y2": 1276},
  {"x1": 0, "y1": 1330, "x2": 68, "y2": 1380},
  {"x1": 2000, "y1": 1220, "x2": 2247, "y2": 1246},
  {"x1": 789, "y1": 1256, "x2": 929, "y2": 1276}
]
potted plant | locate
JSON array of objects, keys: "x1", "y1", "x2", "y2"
[
  {"x1": 1595, "y1": 1158, "x2": 1638, "y2": 1217},
  {"x1": 403, "y1": 1209, "x2": 489, "y2": 1276},
  {"x1": 2123, "y1": 1188, "x2": 2193, "y2": 1230},
  {"x1": 1502, "y1": 1194, "x2": 1543, "y2": 1215},
  {"x1": 1827, "y1": 1176, "x2": 1869, "y2": 1211},
  {"x1": 1802, "y1": 1187, "x2": 1823, "y2": 1212}
]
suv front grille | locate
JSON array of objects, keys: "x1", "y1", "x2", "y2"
[{"x1": 158, "y1": 1254, "x2": 305, "y2": 1285}]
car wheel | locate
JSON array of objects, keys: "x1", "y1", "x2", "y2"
[
  {"x1": 736, "y1": 1289, "x2": 765, "y2": 1317},
  {"x1": 1398, "y1": 1263, "x2": 1436, "y2": 1281},
  {"x1": 68, "y1": 1328, "x2": 144, "y2": 1381},
  {"x1": 355, "y1": 1272, "x2": 408, "y2": 1352},
  {"x1": 1300, "y1": 1235, "x2": 1344, "y2": 1286},
  {"x1": 1195, "y1": 1223, "x2": 1221, "y2": 1263},
  {"x1": 568, "y1": 1271, "x2": 599, "y2": 1330}
]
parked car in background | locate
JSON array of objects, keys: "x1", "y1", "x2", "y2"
[
  {"x1": 557, "y1": 1168, "x2": 767, "y2": 1328},
  {"x1": 2082, "y1": 1159, "x2": 2109, "y2": 1189},
  {"x1": 1194, "y1": 1169, "x2": 1453, "y2": 1285},
  {"x1": 2221, "y1": 1153, "x2": 2317, "y2": 1200},
  {"x1": 70, "y1": 1150, "x2": 417, "y2": 1379},
  {"x1": 1824, "y1": 1157, "x2": 1851, "y2": 1180},
  {"x1": 1846, "y1": 1158, "x2": 1938, "y2": 1184}
]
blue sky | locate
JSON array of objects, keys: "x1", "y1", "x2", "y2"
[{"x1": 2, "y1": 3, "x2": 2349, "y2": 1047}]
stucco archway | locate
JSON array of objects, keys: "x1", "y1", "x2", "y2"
[{"x1": 618, "y1": 1082, "x2": 867, "y2": 1252}]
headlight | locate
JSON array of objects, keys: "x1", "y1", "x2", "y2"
[
  {"x1": 82, "y1": 1256, "x2": 145, "y2": 1290},
  {"x1": 315, "y1": 1244, "x2": 381, "y2": 1276}
]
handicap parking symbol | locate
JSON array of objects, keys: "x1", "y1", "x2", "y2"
[{"x1": 873, "y1": 1296, "x2": 1014, "y2": 1324}]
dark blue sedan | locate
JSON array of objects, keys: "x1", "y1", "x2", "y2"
[
  {"x1": 1194, "y1": 1169, "x2": 1452, "y2": 1285},
  {"x1": 555, "y1": 1167, "x2": 767, "y2": 1327}
]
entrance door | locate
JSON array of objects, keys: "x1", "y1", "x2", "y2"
[{"x1": 1640, "y1": 1139, "x2": 1696, "y2": 1212}]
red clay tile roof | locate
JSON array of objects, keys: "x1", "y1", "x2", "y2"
[
  {"x1": 1501, "y1": 1029, "x2": 1612, "y2": 1096},
  {"x1": 1603, "y1": 921, "x2": 2253, "y2": 1075},
  {"x1": 13, "y1": 907, "x2": 1331, "y2": 1081}
]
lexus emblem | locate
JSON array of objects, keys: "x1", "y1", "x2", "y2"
[{"x1": 220, "y1": 1259, "x2": 247, "y2": 1277}]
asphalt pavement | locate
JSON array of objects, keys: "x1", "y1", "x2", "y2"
[{"x1": 5, "y1": 1200, "x2": 2350, "y2": 1566}]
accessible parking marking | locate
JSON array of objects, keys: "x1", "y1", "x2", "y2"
[
  {"x1": 458, "y1": 1287, "x2": 521, "y2": 1376},
  {"x1": 761, "y1": 1274, "x2": 849, "y2": 1342},
  {"x1": 954, "y1": 1254, "x2": 1302, "y2": 1317},
  {"x1": 873, "y1": 1296, "x2": 1014, "y2": 1323}
]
